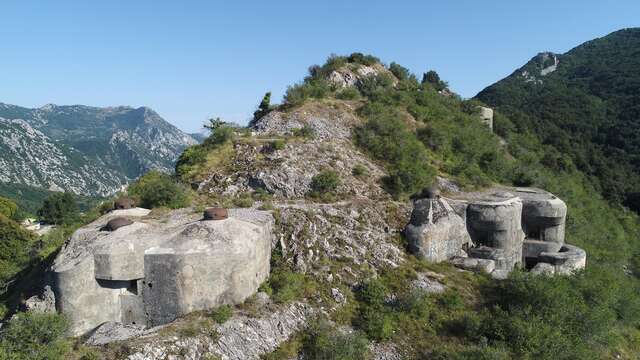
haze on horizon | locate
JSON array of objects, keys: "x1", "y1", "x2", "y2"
[{"x1": 1, "y1": 0, "x2": 638, "y2": 133}]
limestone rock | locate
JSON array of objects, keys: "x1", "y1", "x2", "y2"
[
  {"x1": 450, "y1": 257, "x2": 496, "y2": 274},
  {"x1": 125, "y1": 302, "x2": 313, "y2": 360},
  {"x1": 531, "y1": 262, "x2": 555, "y2": 275},
  {"x1": 410, "y1": 273, "x2": 446, "y2": 294},
  {"x1": 23, "y1": 285, "x2": 55, "y2": 313},
  {"x1": 86, "y1": 322, "x2": 148, "y2": 346}
]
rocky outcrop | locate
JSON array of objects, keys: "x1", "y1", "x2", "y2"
[
  {"x1": 200, "y1": 101, "x2": 389, "y2": 201},
  {"x1": 124, "y1": 302, "x2": 313, "y2": 360},
  {"x1": 51, "y1": 207, "x2": 273, "y2": 336},
  {"x1": 325, "y1": 63, "x2": 395, "y2": 89}
]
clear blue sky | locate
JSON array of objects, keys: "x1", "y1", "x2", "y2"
[{"x1": 1, "y1": 1, "x2": 638, "y2": 132}]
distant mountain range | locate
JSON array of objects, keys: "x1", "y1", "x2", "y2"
[
  {"x1": 476, "y1": 28, "x2": 640, "y2": 209},
  {"x1": 0, "y1": 103, "x2": 196, "y2": 210}
]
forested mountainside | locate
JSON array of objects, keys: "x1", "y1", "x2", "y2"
[
  {"x1": 0, "y1": 103, "x2": 196, "y2": 212},
  {"x1": 476, "y1": 28, "x2": 640, "y2": 211}
]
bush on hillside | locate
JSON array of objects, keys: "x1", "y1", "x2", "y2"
[
  {"x1": 0, "y1": 312, "x2": 70, "y2": 360},
  {"x1": 389, "y1": 62, "x2": 412, "y2": 81},
  {"x1": 354, "y1": 107, "x2": 436, "y2": 198},
  {"x1": 128, "y1": 170, "x2": 190, "y2": 209},
  {"x1": 335, "y1": 87, "x2": 360, "y2": 100},
  {"x1": 0, "y1": 196, "x2": 18, "y2": 219},
  {"x1": 310, "y1": 170, "x2": 341, "y2": 194},
  {"x1": 302, "y1": 318, "x2": 372, "y2": 360},
  {"x1": 176, "y1": 119, "x2": 235, "y2": 180},
  {"x1": 284, "y1": 79, "x2": 331, "y2": 106},
  {"x1": 37, "y1": 192, "x2": 79, "y2": 225},
  {"x1": 292, "y1": 124, "x2": 315, "y2": 139},
  {"x1": 0, "y1": 214, "x2": 36, "y2": 294}
]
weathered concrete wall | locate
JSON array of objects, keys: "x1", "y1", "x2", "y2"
[
  {"x1": 143, "y1": 217, "x2": 271, "y2": 326},
  {"x1": 517, "y1": 188, "x2": 567, "y2": 244},
  {"x1": 406, "y1": 186, "x2": 583, "y2": 277},
  {"x1": 466, "y1": 194, "x2": 525, "y2": 271},
  {"x1": 52, "y1": 208, "x2": 273, "y2": 336},
  {"x1": 477, "y1": 106, "x2": 494, "y2": 131},
  {"x1": 405, "y1": 198, "x2": 471, "y2": 262}
]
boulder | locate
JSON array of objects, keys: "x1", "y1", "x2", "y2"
[
  {"x1": 23, "y1": 285, "x2": 55, "y2": 313},
  {"x1": 450, "y1": 257, "x2": 496, "y2": 273}
]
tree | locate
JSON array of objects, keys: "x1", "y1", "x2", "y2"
[
  {"x1": 128, "y1": 170, "x2": 190, "y2": 209},
  {"x1": 422, "y1": 70, "x2": 447, "y2": 91},
  {"x1": 37, "y1": 192, "x2": 78, "y2": 225},
  {"x1": 204, "y1": 117, "x2": 227, "y2": 132},
  {"x1": 0, "y1": 196, "x2": 17, "y2": 219},
  {"x1": 252, "y1": 92, "x2": 272, "y2": 123}
]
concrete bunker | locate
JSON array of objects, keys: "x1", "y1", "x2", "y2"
[
  {"x1": 51, "y1": 207, "x2": 273, "y2": 336},
  {"x1": 405, "y1": 186, "x2": 586, "y2": 278}
]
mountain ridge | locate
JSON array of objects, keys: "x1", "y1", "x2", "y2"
[
  {"x1": 476, "y1": 27, "x2": 640, "y2": 208},
  {"x1": 0, "y1": 102, "x2": 196, "y2": 208}
]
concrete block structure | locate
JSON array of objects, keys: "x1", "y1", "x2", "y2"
[
  {"x1": 406, "y1": 187, "x2": 586, "y2": 277},
  {"x1": 405, "y1": 196, "x2": 471, "y2": 262},
  {"x1": 51, "y1": 207, "x2": 273, "y2": 336},
  {"x1": 477, "y1": 106, "x2": 494, "y2": 131}
]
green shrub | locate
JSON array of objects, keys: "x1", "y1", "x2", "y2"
[
  {"x1": 267, "y1": 270, "x2": 317, "y2": 303},
  {"x1": 232, "y1": 192, "x2": 254, "y2": 208},
  {"x1": 357, "y1": 73, "x2": 395, "y2": 98},
  {"x1": 389, "y1": 62, "x2": 411, "y2": 81},
  {"x1": 310, "y1": 170, "x2": 341, "y2": 194},
  {"x1": 284, "y1": 80, "x2": 331, "y2": 106},
  {"x1": 0, "y1": 214, "x2": 36, "y2": 291},
  {"x1": 176, "y1": 119, "x2": 235, "y2": 180},
  {"x1": 128, "y1": 170, "x2": 190, "y2": 209},
  {"x1": 271, "y1": 139, "x2": 286, "y2": 150},
  {"x1": 352, "y1": 164, "x2": 368, "y2": 177},
  {"x1": 209, "y1": 304, "x2": 233, "y2": 323},
  {"x1": 302, "y1": 318, "x2": 372, "y2": 360},
  {"x1": 354, "y1": 108, "x2": 436, "y2": 198},
  {"x1": 175, "y1": 144, "x2": 209, "y2": 178},
  {"x1": 335, "y1": 87, "x2": 360, "y2": 100},
  {"x1": 37, "y1": 192, "x2": 78, "y2": 225},
  {"x1": 0, "y1": 312, "x2": 70, "y2": 360},
  {"x1": 347, "y1": 52, "x2": 379, "y2": 66},
  {"x1": 292, "y1": 124, "x2": 315, "y2": 139},
  {"x1": 0, "y1": 196, "x2": 17, "y2": 219}
]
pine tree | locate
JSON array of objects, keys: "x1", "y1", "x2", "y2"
[{"x1": 252, "y1": 92, "x2": 272, "y2": 123}]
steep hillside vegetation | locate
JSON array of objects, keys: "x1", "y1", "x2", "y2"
[
  {"x1": 476, "y1": 28, "x2": 640, "y2": 210},
  {"x1": 0, "y1": 103, "x2": 196, "y2": 210}
]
